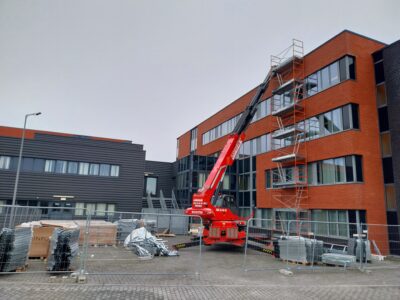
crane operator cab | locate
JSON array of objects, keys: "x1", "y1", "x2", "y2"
[{"x1": 212, "y1": 194, "x2": 240, "y2": 216}]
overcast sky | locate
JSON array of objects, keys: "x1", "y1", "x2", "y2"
[{"x1": 0, "y1": 0, "x2": 399, "y2": 162}]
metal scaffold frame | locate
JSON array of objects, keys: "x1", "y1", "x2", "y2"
[{"x1": 269, "y1": 39, "x2": 309, "y2": 231}]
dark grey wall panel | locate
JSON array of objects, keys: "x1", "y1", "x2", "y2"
[
  {"x1": 144, "y1": 160, "x2": 174, "y2": 197},
  {"x1": 384, "y1": 40, "x2": 400, "y2": 224},
  {"x1": 0, "y1": 134, "x2": 146, "y2": 213}
]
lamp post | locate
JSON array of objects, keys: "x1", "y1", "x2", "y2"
[{"x1": 8, "y1": 112, "x2": 41, "y2": 228}]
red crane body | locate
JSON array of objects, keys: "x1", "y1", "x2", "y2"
[{"x1": 185, "y1": 68, "x2": 275, "y2": 247}]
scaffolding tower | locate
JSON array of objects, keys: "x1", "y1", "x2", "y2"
[{"x1": 269, "y1": 39, "x2": 309, "y2": 233}]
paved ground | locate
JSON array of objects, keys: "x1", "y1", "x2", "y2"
[{"x1": 0, "y1": 239, "x2": 400, "y2": 299}]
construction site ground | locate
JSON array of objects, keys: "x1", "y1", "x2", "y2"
[{"x1": 0, "y1": 241, "x2": 399, "y2": 299}]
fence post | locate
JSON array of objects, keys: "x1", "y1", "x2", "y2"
[
  {"x1": 196, "y1": 216, "x2": 202, "y2": 278},
  {"x1": 242, "y1": 217, "x2": 251, "y2": 272},
  {"x1": 78, "y1": 210, "x2": 91, "y2": 283},
  {"x1": 286, "y1": 220, "x2": 292, "y2": 270}
]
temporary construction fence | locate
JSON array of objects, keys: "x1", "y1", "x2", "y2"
[
  {"x1": 243, "y1": 218, "x2": 400, "y2": 273},
  {"x1": 0, "y1": 205, "x2": 203, "y2": 280}
]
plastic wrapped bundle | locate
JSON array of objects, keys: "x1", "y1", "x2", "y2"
[
  {"x1": 0, "y1": 227, "x2": 32, "y2": 272},
  {"x1": 124, "y1": 227, "x2": 178, "y2": 258},
  {"x1": 47, "y1": 228, "x2": 80, "y2": 272}
]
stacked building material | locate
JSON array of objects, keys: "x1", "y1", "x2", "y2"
[
  {"x1": 47, "y1": 228, "x2": 80, "y2": 272},
  {"x1": 347, "y1": 238, "x2": 372, "y2": 262},
  {"x1": 0, "y1": 227, "x2": 32, "y2": 272},
  {"x1": 114, "y1": 219, "x2": 157, "y2": 242},
  {"x1": 124, "y1": 227, "x2": 178, "y2": 258},
  {"x1": 278, "y1": 236, "x2": 324, "y2": 263},
  {"x1": 72, "y1": 220, "x2": 117, "y2": 245},
  {"x1": 321, "y1": 253, "x2": 356, "y2": 267}
]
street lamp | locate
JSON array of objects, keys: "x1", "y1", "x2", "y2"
[{"x1": 8, "y1": 112, "x2": 42, "y2": 228}]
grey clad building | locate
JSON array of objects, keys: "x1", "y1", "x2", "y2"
[{"x1": 0, "y1": 126, "x2": 175, "y2": 218}]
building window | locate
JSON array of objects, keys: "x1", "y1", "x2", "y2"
[
  {"x1": 107, "y1": 204, "x2": 115, "y2": 216},
  {"x1": 44, "y1": 160, "x2": 55, "y2": 173},
  {"x1": 374, "y1": 61, "x2": 385, "y2": 84},
  {"x1": 79, "y1": 162, "x2": 89, "y2": 175},
  {"x1": 96, "y1": 203, "x2": 106, "y2": 216},
  {"x1": 382, "y1": 157, "x2": 394, "y2": 183},
  {"x1": 378, "y1": 106, "x2": 389, "y2": 132},
  {"x1": 376, "y1": 84, "x2": 387, "y2": 107},
  {"x1": 307, "y1": 155, "x2": 362, "y2": 185},
  {"x1": 190, "y1": 128, "x2": 198, "y2": 152},
  {"x1": 22, "y1": 158, "x2": 34, "y2": 171},
  {"x1": 110, "y1": 165, "x2": 120, "y2": 177},
  {"x1": 99, "y1": 164, "x2": 110, "y2": 176},
  {"x1": 311, "y1": 210, "x2": 348, "y2": 237},
  {"x1": 89, "y1": 163, "x2": 99, "y2": 176},
  {"x1": 145, "y1": 176, "x2": 157, "y2": 196},
  {"x1": 55, "y1": 160, "x2": 67, "y2": 174},
  {"x1": 306, "y1": 56, "x2": 355, "y2": 97},
  {"x1": 75, "y1": 203, "x2": 85, "y2": 216},
  {"x1": 67, "y1": 161, "x2": 78, "y2": 174},
  {"x1": 0, "y1": 156, "x2": 11, "y2": 169},
  {"x1": 33, "y1": 159, "x2": 45, "y2": 172},
  {"x1": 86, "y1": 203, "x2": 96, "y2": 215},
  {"x1": 381, "y1": 132, "x2": 392, "y2": 157},
  {"x1": 385, "y1": 185, "x2": 397, "y2": 210}
]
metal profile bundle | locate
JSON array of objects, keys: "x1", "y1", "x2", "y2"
[
  {"x1": 47, "y1": 228, "x2": 80, "y2": 272},
  {"x1": 0, "y1": 227, "x2": 32, "y2": 272},
  {"x1": 278, "y1": 236, "x2": 323, "y2": 263}
]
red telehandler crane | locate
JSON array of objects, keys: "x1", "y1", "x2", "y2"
[{"x1": 185, "y1": 67, "x2": 276, "y2": 247}]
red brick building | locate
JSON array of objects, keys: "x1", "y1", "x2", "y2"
[{"x1": 176, "y1": 30, "x2": 400, "y2": 252}]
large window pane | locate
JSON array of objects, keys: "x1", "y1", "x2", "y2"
[
  {"x1": 89, "y1": 163, "x2": 99, "y2": 175},
  {"x1": 335, "y1": 158, "x2": 346, "y2": 183},
  {"x1": 321, "y1": 66, "x2": 330, "y2": 90},
  {"x1": 146, "y1": 177, "x2": 157, "y2": 195},
  {"x1": 0, "y1": 156, "x2": 11, "y2": 169},
  {"x1": 378, "y1": 106, "x2": 389, "y2": 132},
  {"x1": 67, "y1": 161, "x2": 78, "y2": 174},
  {"x1": 355, "y1": 156, "x2": 363, "y2": 182},
  {"x1": 96, "y1": 203, "x2": 106, "y2": 216},
  {"x1": 99, "y1": 164, "x2": 110, "y2": 176},
  {"x1": 339, "y1": 57, "x2": 347, "y2": 81},
  {"x1": 75, "y1": 203, "x2": 85, "y2": 216},
  {"x1": 351, "y1": 104, "x2": 359, "y2": 129},
  {"x1": 329, "y1": 62, "x2": 340, "y2": 85},
  {"x1": 382, "y1": 157, "x2": 393, "y2": 183},
  {"x1": 322, "y1": 159, "x2": 335, "y2": 184},
  {"x1": 342, "y1": 105, "x2": 351, "y2": 130},
  {"x1": 45, "y1": 160, "x2": 55, "y2": 173},
  {"x1": 381, "y1": 132, "x2": 392, "y2": 157},
  {"x1": 374, "y1": 61, "x2": 385, "y2": 84},
  {"x1": 338, "y1": 210, "x2": 348, "y2": 237},
  {"x1": 312, "y1": 210, "x2": 328, "y2": 235},
  {"x1": 345, "y1": 156, "x2": 354, "y2": 182},
  {"x1": 332, "y1": 108, "x2": 343, "y2": 133},
  {"x1": 322, "y1": 112, "x2": 333, "y2": 135},
  {"x1": 386, "y1": 185, "x2": 397, "y2": 210},
  {"x1": 55, "y1": 160, "x2": 67, "y2": 174},
  {"x1": 22, "y1": 158, "x2": 34, "y2": 171},
  {"x1": 265, "y1": 170, "x2": 271, "y2": 188},
  {"x1": 347, "y1": 56, "x2": 355, "y2": 80},
  {"x1": 328, "y1": 211, "x2": 338, "y2": 236},
  {"x1": 110, "y1": 165, "x2": 120, "y2": 177},
  {"x1": 79, "y1": 162, "x2": 89, "y2": 175},
  {"x1": 376, "y1": 84, "x2": 387, "y2": 107}
]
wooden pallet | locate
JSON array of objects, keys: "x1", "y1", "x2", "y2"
[{"x1": 15, "y1": 264, "x2": 29, "y2": 272}]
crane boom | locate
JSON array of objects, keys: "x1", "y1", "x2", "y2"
[{"x1": 185, "y1": 67, "x2": 275, "y2": 247}]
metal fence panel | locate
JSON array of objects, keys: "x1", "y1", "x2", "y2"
[
  {"x1": 243, "y1": 218, "x2": 400, "y2": 273},
  {"x1": 0, "y1": 205, "x2": 203, "y2": 280}
]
